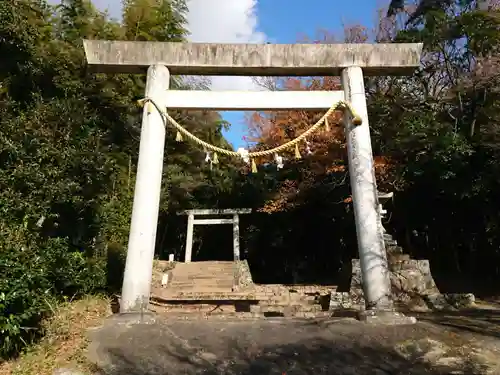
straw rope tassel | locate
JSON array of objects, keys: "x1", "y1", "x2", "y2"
[
  {"x1": 324, "y1": 117, "x2": 330, "y2": 132},
  {"x1": 352, "y1": 115, "x2": 363, "y2": 126},
  {"x1": 135, "y1": 98, "x2": 363, "y2": 165},
  {"x1": 147, "y1": 102, "x2": 154, "y2": 114},
  {"x1": 175, "y1": 131, "x2": 183, "y2": 142},
  {"x1": 137, "y1": 98, "x2": 154, "y2": 115},
  {"x1": 294, "y1": 143, "x2": 301, "y2": 159},
  {"x1": 251, "y1": 158, "x2": 257, "y2": 173},
  {"x1": 212, "y1": 152, "x2": 219, "y2": 164}
]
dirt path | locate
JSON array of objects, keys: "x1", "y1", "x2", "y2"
[{"x1": 88, "y1": 311, "x2": 500, "y2": 374}]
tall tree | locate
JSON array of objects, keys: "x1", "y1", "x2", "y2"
[
  {"x1": 0, "y1": 0, "x2": 238, "y2": 357},
  {"x1": 122, "y1": 0, "x2": 187, "y2": 41},
  {"x1": 242, "y1": 2, "x2": 500, "y2": 289}
]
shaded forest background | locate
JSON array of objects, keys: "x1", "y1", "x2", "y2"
[{"x1": 1, "y1": 0, "x2": 499, "y2": 358}]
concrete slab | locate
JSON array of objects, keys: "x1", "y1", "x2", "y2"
[
  {"x1": 83, "y1": 40, "x2": 423, "y2": 76},
  {"x1": 86, "y1": 317, "x2": 500, "y2": 374}
]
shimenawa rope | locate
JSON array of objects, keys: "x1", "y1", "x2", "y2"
[{"x1": 137, "y1": 96, "x2": 362, "y2": 171}]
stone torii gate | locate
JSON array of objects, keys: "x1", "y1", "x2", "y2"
[
  {"x1": 177, "y1": 208, "x2": 251, "y2": 263},
  {"x1": 83, "y1": 40, "x2": 422, "y2": 317}
]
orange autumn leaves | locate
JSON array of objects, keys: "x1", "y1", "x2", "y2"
[
  {"x1": 245, "y1": 76, "x2": 393, "y2": 213},
  {"x1": 246, "y1": 77, "x2": 345, "y2": 170}
]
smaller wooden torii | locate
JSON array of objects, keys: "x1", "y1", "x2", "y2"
[{"x1": 177, "y1": 209, "x2": 252, "y2": 263}]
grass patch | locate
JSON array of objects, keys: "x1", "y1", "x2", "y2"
[{"x1": 0, "y1": 295, "x2": 111, "y2": 375}]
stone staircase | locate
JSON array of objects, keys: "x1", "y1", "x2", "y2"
[
  {"x1": 164, "y1": 261, "x2": 235, "y2": 293},
  {"x1": 150, "y1": 261, "x2": 332, "y2": 318},
  {"x1": 330, "y1": 232, "x2": 475, "y2": 312},
  {"x1": 149, "y1": 237, "x2": 475, "y2": 319}
]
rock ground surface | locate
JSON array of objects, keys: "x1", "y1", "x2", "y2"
[{"x1": 87, "y1": 310, "x2": 500, "y2": 375}]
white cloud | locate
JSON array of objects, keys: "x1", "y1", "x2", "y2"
[
  {"x1": 49, "y1": 0, "x2": 267, "y2": 91},
  {"x1": 92, "y1": 0, "x2": 121, "y2": 19},
  {"x1": 47, "y1": 0, "x2": 122, "y2": 19},
  {"x1": 186, "y1": 0, "x2": 267, "y2": 91}
]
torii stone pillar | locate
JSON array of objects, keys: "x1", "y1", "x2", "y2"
[
  {"x1": 83, "y1": 39, "x2": 422, "y2": 319},
  {"x1": 342, "y1": 67, "x2": 392, "y2": 311},
  {"x1": 121, "y1": 64, "x2": 170, "y2": 313}
]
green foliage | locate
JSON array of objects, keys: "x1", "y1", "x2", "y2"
[
  {"x1": 242, "y1": 0, "x2": 500, "y2": 292},
  {"x1": 0, "y1": 230, "x2": 106, "y2": 357},
  {"x1": 364, "y1": 0, "x2": 500, "y2": 287},
  {"x1": 122, "y1": 0, "x2": 188, "y2": 41},
  {"x1": 0, "y1": 0, "x2": 236, "y2": 358}
]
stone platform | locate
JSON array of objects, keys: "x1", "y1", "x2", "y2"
[
  {"x1": 149, "y1": 239, "x2": 475, "y2": 321},
  {"x1": 151, "y1": 260, "x2": 332, "y2": 319}
]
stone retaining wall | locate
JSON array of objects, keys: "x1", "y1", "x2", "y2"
[
  {"x1": 330, "y1": 258, "x2": 475, "y2": 312},
  {"x1": 232, "y1": 260, "x2": 254, "y2": 291}
]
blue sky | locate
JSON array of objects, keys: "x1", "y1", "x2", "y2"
[
  {"x1": 220, "y1": 0, "x2": 380, "y2": 149},
  {"x1": 76, "y1": 0, "x2": 382, "y2": 148}
]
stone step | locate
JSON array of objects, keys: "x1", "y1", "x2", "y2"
[
  {"x1": 168, "y1": 285, "x2": 235, "y2": 290},
  {"x1": 171, "y1": 274, "x2": 234, "y2": 278},
  {"x1": 172, "y1": 270, "x2": 231, "y2": 273},
  {"x1": 168, "y1": 262, "x2": 236, "y2": 286},
  {"x1": 201, "y1": 262, "x2": 235, "y2": 264},
  {"x1": 150, "y1": 302, "x2": 247, "y2": 313},
  {"x1": 253, "y1": 285, "x2": 335, "y2": 295},
  {"x1": 174, "y1": 267, "x2": 235, "y2": 275},
  {"x1": 174, "y1": 270, "x2": 234, "y2": 274},
  {"x1": 388, "y1": 254, "x2": 411, "y2": 263},
  {"x1": 170, "y1": 279, "x2": 234, "y2": 284},
  {"x1": 150, "y1": 301, "x2": 327, "y2": 315},
  {"x1": 170, "y1": 274, "x2": 234, "y2": 278},
  {"x1": 251, "y1": 304, "x2": 323, "y2": 314},
  {"x1": 152, "y1": 290, "x2": 326, "y2": 301},
  {"x1": 152, "y1": 293, "x2": 256, "y2": 301},
  {"x1": 172, "y1": 265, "x2": 235, "y2": 271},
  {"x1": 173, "y1": 268, "x2": 235, "y2": 272},
  {"x1": 161, "y1": 286, "x2": 233, "y2": 297},
  {"x1": 261, "y1": 297, "x2": 319, "y2": 305},
  {"x1": 152, "y1": 304, "x2": 324, "y2": 315},
  {"x1": 159, "y1": 286, "x2": 235, "y2": 292},
  {"x1": 386, "y1": 244, "x2": 403, "y2": 252},
  {"x1": 169, "y1": 276, "x2": 234, "y2": 281},
  {"x1": 169, "y1": 279, "x2": 234, "y2": 284},
  {"x1": 171, "y1": 281, "x2": 233, "y2": 285},
  {"x1": 171, "y1": 276, "x2": 233, "y2": 280},
  {"x1": 151, "y1": 293, "x2": 324, "y2": 314},
  {"x1": 150, "y1": 308, "x2": 332, "y2": 320}
]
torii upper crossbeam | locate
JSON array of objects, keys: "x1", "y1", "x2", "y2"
[{"x1": 83, "y1": 40, "x2": 422, "y2": 76}]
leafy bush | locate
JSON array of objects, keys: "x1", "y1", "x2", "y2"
[{"x1": 0, "y1": 230, "x2": 106, "y2": 358}]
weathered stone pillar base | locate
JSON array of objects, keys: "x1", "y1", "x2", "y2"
[
  {"x1": 110, "y1": 312, "x2": 157, "y2": 325},
  {"x1": 358, "y1": 309, "x2": 417, "y2": 325},
  {"x1": 108, "y1": 297, "x2": 157, "y2": 326},
  {"x1": 87, "y1": 313, "x2": 157, "y2": 337}
]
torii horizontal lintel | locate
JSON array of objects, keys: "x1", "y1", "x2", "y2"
[
  {"x1": 177, "y1": 209, "x2": 252, "y2": 216},
  {"x1": 83, "y1": 40, "x2": 423, "y2": 76}
]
